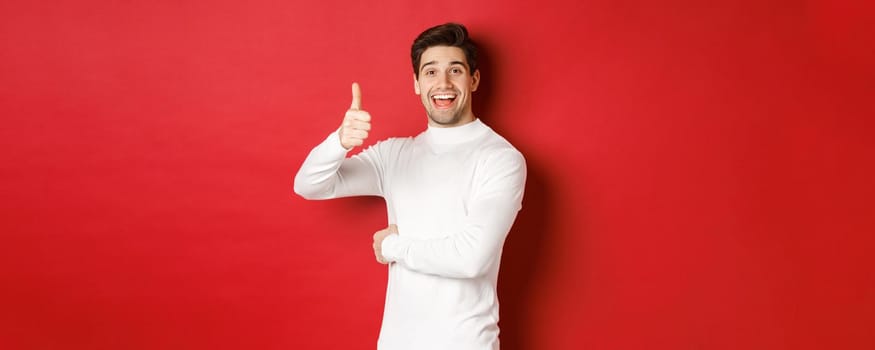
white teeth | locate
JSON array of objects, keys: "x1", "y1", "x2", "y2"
[{"x1": 432, "y1": 94, "x2": 456, "y2": 100}]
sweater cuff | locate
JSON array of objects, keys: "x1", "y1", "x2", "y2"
[
  {"x1": 381, "y1": 234, "x2": 407, "y2": 263},
  {"x1": 324, "y1": 130, "x2": 351, "y2": 156}
]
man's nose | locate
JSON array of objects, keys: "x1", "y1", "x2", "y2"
[{"x1": 437, "y1": 72, "x2": 452, "y2": 87}]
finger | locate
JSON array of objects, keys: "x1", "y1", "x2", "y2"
[
  {"x1": 350, "y1": 110, "x2": 371, "y2": 122},
  {"x1": 350, "y1": 82, "x2": 362, "y2": 110},
  {"x1": 344, "y1": 110, "x2": 371, "y2": 123},
  {"x1": 340, "y1": 133, "x2": 361, "y2": 149},
  {"x1": 347, "y1": 129, "x2": 368, "y2": 140},
  {"x1": 347, "y1": 119, "x2": 371, "y2": 131},
  {"x1": 342, "y1": 118, "x2": 369, "y2": 131},
  {"x1": 343, "y1": 138, "x2": 364, "y2": 148}
]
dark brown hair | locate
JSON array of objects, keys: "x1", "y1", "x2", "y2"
[{"x1": 411, "y1": 23, "x2": 478, "y2": 78}]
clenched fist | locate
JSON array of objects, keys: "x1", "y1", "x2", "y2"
[
  {"x1": 339, "y1": 82, "x2": 372, "y2": 150},
  {"x1": 373, "y1": 224, "x2": 398, "y2": 265}
]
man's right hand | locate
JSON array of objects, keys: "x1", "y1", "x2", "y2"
[{"x1": 339, "y1": 82, "x2": 372, "y2": 150}]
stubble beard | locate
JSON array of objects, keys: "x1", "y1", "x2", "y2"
[{"x1": 427, "y1": 108, "x2": 465, "y2": 126}]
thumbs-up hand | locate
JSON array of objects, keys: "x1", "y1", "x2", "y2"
[{"x1": 338, "y1": 82, "x2": 372, "y2": 150}]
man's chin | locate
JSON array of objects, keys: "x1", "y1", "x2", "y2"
[{"x1": 428, "y1": 112, "x2": 461, "y2": 126}]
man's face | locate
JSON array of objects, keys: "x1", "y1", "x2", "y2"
[{"x1": 414, "y1": 46, "x2": 480, "y2": 128}]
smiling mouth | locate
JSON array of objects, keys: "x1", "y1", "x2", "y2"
[{"x1": 430, "y1": 93, "x2": 457, "y2": 109}]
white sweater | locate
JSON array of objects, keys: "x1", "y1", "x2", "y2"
[{"x1": 294, "y1": 119, "x2": 526, "y2": 350}]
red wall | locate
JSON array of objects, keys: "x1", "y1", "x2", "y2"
[{"x1": 2, "y1": 0, "x2": 873, "y2": 349}]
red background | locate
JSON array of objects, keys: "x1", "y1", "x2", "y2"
[{"x1": 2, "y1": 0, "x2": 873, "y2": 349}]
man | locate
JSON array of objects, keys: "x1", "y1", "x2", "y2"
[{"x1": 294, "y1": 23, "x2": 526, "y2": 350}]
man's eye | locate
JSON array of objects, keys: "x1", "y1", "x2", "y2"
[
  {"x1": 451, "y1": 68, "x2": 461, "y2": 74},
  {"x1": 425, "y1": 70, "x2": 435, "y2": 76}
]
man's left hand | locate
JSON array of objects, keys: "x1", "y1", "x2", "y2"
[{"x1": 373, "y1": 224, "x2": 398, "y2": 264}]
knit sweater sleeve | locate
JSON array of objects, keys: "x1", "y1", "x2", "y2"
[
  {"x1": 293, "y1": 130, "x2": 384, "y2": 199},
  {"x1": 381, "y1": 149, "x2": 526, "y2": 279}
]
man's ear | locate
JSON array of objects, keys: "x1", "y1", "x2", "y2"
[
  {"x1": 414, "y1": 74, "x2": 421, "y2": 95},
  {"x1": 471, "y1": 69, "x2": 480, "y2": 92}
]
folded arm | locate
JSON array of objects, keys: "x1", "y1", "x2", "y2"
[{"x1": 380, "y1": 150, "x2": 526, "y2": 279}]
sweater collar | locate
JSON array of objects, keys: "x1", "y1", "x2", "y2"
[{"x1": 424, "y1": 118, "x2": 488, "y2": 145}]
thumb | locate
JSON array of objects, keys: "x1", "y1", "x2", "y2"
[{"x1": 350, "y1": 82, "x2": 362, "y2": 110}]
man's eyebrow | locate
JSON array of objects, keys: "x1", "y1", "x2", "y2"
[
  {"x1": 420, "y1": 60, "x2": 469, "y2": 71},
  {"x1": 449, "y1": 60, "x2": 468, "y2": 68},
  {"x1": 420, "y1": 61, "x2": 437, "y2": 70}
]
